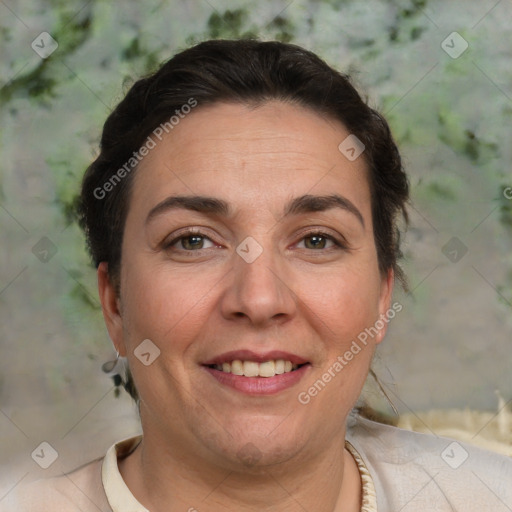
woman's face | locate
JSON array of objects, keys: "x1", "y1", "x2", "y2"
[{"x1": 101, "y1": 100, "x2": 393, "y2": 469}]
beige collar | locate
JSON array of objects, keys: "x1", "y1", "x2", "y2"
[
  {"x1": 102, "y1": 436, "x2": 377, "y2": 511},
  {"x1": 345, "y1": 440, "x2": 378, "y2": 512}
]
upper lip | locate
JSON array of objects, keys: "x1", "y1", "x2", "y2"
[{"x1": 202, "y1": 350, "x2": 309, "y2": 366}]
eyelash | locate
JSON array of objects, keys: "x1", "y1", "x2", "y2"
[{"x1": 164, "y1": 228, "x2": 347, "y2": 253}]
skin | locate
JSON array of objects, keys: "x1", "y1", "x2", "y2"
[{"x1": 98, "y1": 100, "x2": 394, "y2": 511}]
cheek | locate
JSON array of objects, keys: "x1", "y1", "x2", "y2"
[
  {"x1": 298, "y1": 269, "x2": 379, "y2": 416},
  {"x1": 296, "y1": 259, "x2": 382, "y2": 340},
  {"x1": 118, "y1": 258, "x2": 213, "y2": 409},
  {"x1": 119, "y1": 256, "x2": 214, "y2": 352}
]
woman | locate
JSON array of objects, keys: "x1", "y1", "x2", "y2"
[{"x1": 8, "y1": 39, "x2": 511, "y2": 511}]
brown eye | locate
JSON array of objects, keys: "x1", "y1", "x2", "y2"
[
  {"x1": 180, "y1": 235, "x2": 206, "y2": 250},
  {"x1": 297, "y1": 232, "x2": 343, "y2": 250},
  {"x1": 303, "y1": 234, "x2": 329, "y2": 250},
  {"x1": 166, "y1": 231, "x2": 216, "y2": 251}
]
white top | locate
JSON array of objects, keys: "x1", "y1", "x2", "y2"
[{"x1": 4, "y1": 414, "x2": 512, "y2": 511}]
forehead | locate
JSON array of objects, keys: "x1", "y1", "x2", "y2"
[{"x1": 130, "y1": 101, "x2": 371, "y2": 218}]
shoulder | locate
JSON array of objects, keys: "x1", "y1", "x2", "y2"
[
  {"x1": 347, "y1": 414, "x2": 512, "y2": 511},
  {"x1": 2, "y1": 458, "x2": 111, "y2": 512}
]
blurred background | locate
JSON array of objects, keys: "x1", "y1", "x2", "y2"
[{"x1": 1, "y1": 0, "x2": 511, "y2": 497}]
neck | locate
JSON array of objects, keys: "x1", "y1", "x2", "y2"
[{"x1": 119, "y1": 423, "x2": 361, "y2": 511}]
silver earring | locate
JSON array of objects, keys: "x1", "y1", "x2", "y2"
[
  {"x1": 101, "y1": 350, "x2": 120, "y2": 373},
  {"x1": 102, "y1": 350, "x2": 126, "y2": 398}
]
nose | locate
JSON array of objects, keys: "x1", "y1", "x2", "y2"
[{"x1": 219, "y1": 241, "x2": 297, "y2": 327}]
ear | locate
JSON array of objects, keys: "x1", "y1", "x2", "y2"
[
  {"x1": 375, "y1": 268, "x2": 395, "y2": 344},
  {"x1": 97, "y1": 262, "x2": 126, "y2": 356}
]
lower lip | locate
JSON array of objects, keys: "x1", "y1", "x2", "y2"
[{"x1": 203, "y1": 364, "x2": 311, "y2": 395}]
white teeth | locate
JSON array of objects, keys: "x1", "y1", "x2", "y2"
[
  {"x1": 258, "y1": 361, "x2": 275, "y2": 377},
  {"x1": 231, "y1": 360, "x2": 244, "y2": 375},
  {"x1": 213, "y1": 359, "x2": 302, "y2": 377},
  {"x1": 243, "y1": 361, "x2": 260, "y2": 377}
]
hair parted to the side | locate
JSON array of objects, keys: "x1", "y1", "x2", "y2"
[{"x1": 78, "y1": 39, "x2": 409, "y2": 403}]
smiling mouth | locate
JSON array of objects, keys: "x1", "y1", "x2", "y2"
[{"x1": 205, "y1": 360, "x2": 309, "y2": 378}]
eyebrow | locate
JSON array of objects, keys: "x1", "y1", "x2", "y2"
[{"x1": 146, "y1": 193, "x2": 365, "y2": 228}]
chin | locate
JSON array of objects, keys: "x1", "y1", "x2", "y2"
[
  {"x1": 199, "y1": 418, "x2": 309, "y2": 470},
  {"x1": 230, "y1": 439, "x2": 304, "y2": 471}
]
